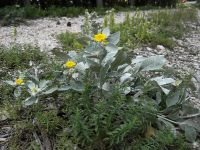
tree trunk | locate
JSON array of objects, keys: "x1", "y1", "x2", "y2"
[
  {"x1": 23, "y1": 0, "x2": 31, "y2": 6},
  {"x1": 96, "y1": 0, "x2": 103, "y2": 7},
  {"x1": 129, "y1": 0, "x2": 135, "y2": 7}
]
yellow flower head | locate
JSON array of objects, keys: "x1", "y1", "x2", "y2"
[
  {"x1": 65, "y1": 60, "x2": 76, "y2": 69},
  {"x1": 15, "y1": 78, "x2": 24, "y2": 85},
  {"x1": 94, "y1": 33, "x2": 107, "y2": 42}
]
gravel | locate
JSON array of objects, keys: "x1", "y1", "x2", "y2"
[{"x1": 0, "y1": 12, "x2": 137, "y2": 51}]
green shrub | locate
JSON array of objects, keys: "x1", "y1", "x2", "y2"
[
  {"x1": 1, "y1": 10, "x2": 200, "y2": 150},
  {"x1": 0, "y1": 45, "x2": 46, "y2": 70},
  {"x1": 57, "y1": 32, "x2": 83, "y2": 51},
  {"x1": 102, "y1": 8, "x2": 198, "y2": 49}
]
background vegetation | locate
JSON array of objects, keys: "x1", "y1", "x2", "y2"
[{"x1": 0, "y1": 0, "x2": 179, "y2": 8}]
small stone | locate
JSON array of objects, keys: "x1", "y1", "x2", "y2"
[
  {"x1": 56, "y1": 20, "x2": 61, "y2": 25},
  {"x1": 156, "y1": 45, "x2": 165, "y2": 51},
  {"x1": 67, "y1": 22, "x2": 72, "y2": 27},
  {"x1": 146, "y1": 47, "x2": 153, "y2": 51},
  {"x1": 176, "y1": 40, "x2": 184, "y2": 46}
]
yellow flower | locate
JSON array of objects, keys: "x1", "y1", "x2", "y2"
[
  {"x1": 94, "y1": 33, "x2": 107, "y2": 42},
  {"x1": 15, "y1": 78, "x2": 24, "y2": 85},
  {"x1": 64, "y1": 60, "x2": 76, "y2": 69}
]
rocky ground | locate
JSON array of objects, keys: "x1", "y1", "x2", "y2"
[
  {"x1": 135, "y1": 28, "x2": 200, "y2": 108},
  {"x1": 0, "y1": 12, "x2": 137, "y2": 51}
]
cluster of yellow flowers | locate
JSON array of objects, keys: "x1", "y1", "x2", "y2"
[
  {"x1": 15, "y1": 34, "x2": 108, "y2": 86},
  {"x1": 63, "y1": 33, "x2": 107, "y2": 69}
]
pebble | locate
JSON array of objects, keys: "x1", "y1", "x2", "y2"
[{"x1": 156, "y1": 45, "x2": 165, "y2": 51}]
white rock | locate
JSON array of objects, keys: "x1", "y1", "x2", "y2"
[{"x1": 156, "y1": 45, "x2": 165, "y2": 51}]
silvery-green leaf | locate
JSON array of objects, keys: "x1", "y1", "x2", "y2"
[
  {"x1": 43, "y1": 87, "x2": 58, "y2": 95},
  {"x1": 151, "y1": 76, "x2": 175, "y2": 86},
  {"x1": 27, "y1": 74, "x2": 39, "y2": 82},
  {"x1": 122, "y1": 65, "x2": 132, "y2": 73},
  {"x1": 180, "y1": 119, "x2": 200, "y2": 132},
  {"x1": 84, "y1": 43, "x2": 97, "y2": 53},
  {"x1": 108, "y1": 32, "x2": 120, "y2": 45},
  {"x1": 104, "y1": 44, "x2": 121, "y2": 65},
  {"x1": 23, "y1": 96, "x2": 38, "y2": 106},
  {"x1": 4, "y1": 80, "x2": 16, "y2": 86},
  {"x1": 123, "y1": 87, "x2": 131, "y2": 95},
  {"x1": 132, "y1": 56, "x2": 146, "y2": 64},
  {"x1": 67, "y1": 51, "x2": 80, "y2": 61},
  {"x1": 166, "y1": 91, "x2": 180, "y2": 107},
  {"x1": 19, "y1": 72, "x2": 26, "y2": 79},
  {"x1": 72, "y1": 73, "x2": 79, "y2": 79},
  {"x1": 102, "y1": 27, "x2": 110, "y2": 37},
  {"x1": 75, "y1": 62, "x2": 89, "y2": 73},
  {"x1": 99, "y1": 64, "x2": 110, "y2": 84},
  {"x1": 102, "y1": 82, "x2": 111, "y2": 91},
  {"x1": 111, "y1": 50, "x2": 129, "y2": 69},
  {"x1": 184, "y1": 125, "x2": 197, "y2": 142},
  {"x1": 39, "y1": 80, "x2": 50, "y2": 90},
  {"x1": 105, "y1": 43, "x2": 118, "y2": 52},
  {"x1": 14, "y1": 87, "x2": 21, "y2": 97},
  {"x1": 120, "y1": 73, "x2": 132, "y2": 84},
  {"x1": 182, "y1": 104, "x2": 199, "y2": 116},
  {"x1": 160, "y1": 86, "x2": 170, "y2": 95},
  {"x1": 156, "y1": 91, "x2": 162, "y2": 104},
  {"x1": 114, "y1": 64, "x2": 129, "y2": 73},
  {"x1": 86, "y1": 59, "x2": 100, "y2": 72},
  {"x1": 27, "y1": 81, "x2": 36, "y2": 89},
  {"x1": 136, "y1": 55, "x2": 166, "y2": 71},
  {"x1": 58, "y1": 85, "x2": 71, "y2": 91},
  {"x1": 71, "y1": 81, "x2": 84, "y2": 92}
]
